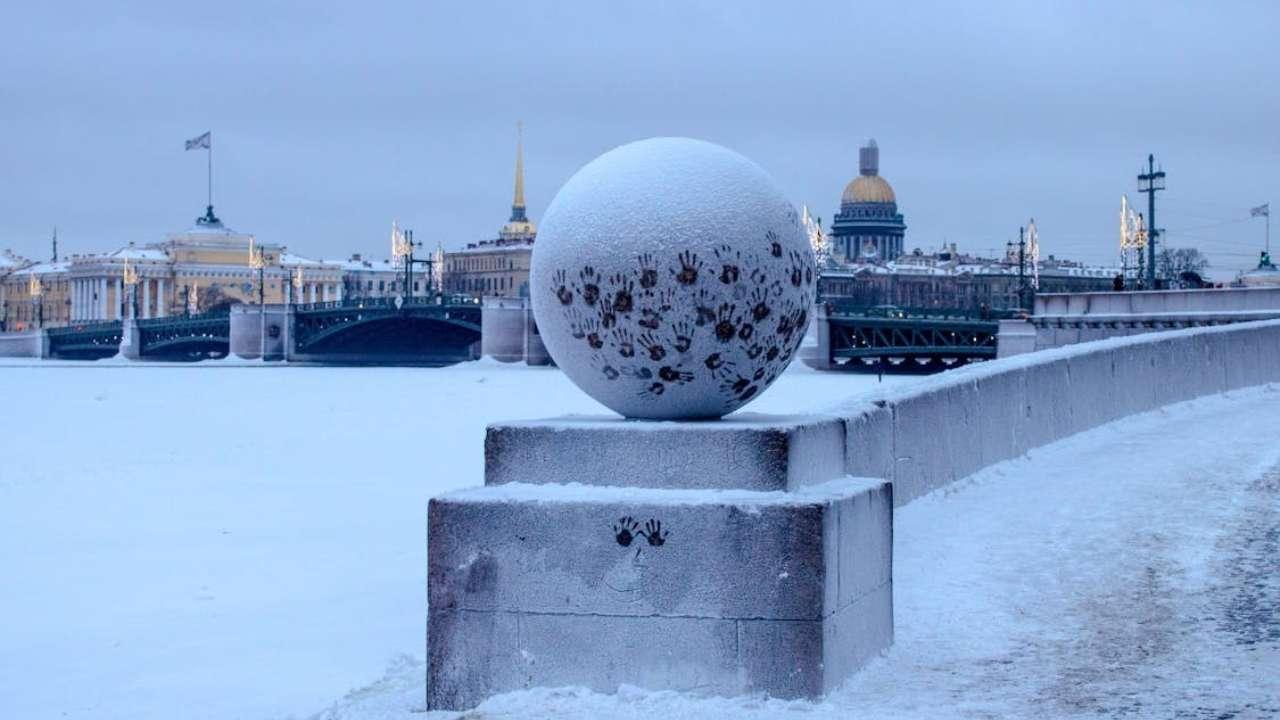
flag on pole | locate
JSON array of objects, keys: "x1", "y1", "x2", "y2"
[
  {"x1": 1252, "y1": 203, "x2": 1270, "y2": 217},
  {"x1": 184, "y1": 131, "x2": 211, "y2": 151}
]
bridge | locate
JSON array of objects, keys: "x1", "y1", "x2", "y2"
[
  {"x1": 1, "y1": 296, "x2": 486, "y2": 364},
  {"x1": 1027, "y1": 286, "x2": 1280, "y2": 352},
  {"x1": 282, "y1": 297, "x2": 482, "y2": 364},
  {"x1": 804, "y1": 302, "x2": 1004, "y2": 372},
  {"x1": 44, "y1": 321, "x2": 125, "y2": 360}
]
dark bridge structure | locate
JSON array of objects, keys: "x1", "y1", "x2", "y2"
[
  {"x1": 810, "y1": 303, "x2": 1003, "y2": 373},
  {"x1": 45, "y1": 321, "x2": 126, "y2": 360},
  {"x1": 131, "y1": 311, "x2": 232, "y2": 361},
  {"x1": 288, "y1": 297, "x2": 482, "y2": 364},
  {"x1": 29, "y1": 296, "x2": 484, "y2": 365}
]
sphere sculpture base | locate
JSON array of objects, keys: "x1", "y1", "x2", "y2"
[{"x1": 426, "y1": 416, "x2": 893, "y2": 710}]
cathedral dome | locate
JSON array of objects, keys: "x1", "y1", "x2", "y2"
[{"x1": 841, "y1": 175, "x2": 896, "y2": 205}]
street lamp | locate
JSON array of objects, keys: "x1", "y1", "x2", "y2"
[
  {"x1": 122, "y1": 259, "x2": 140, "y2": 320},
  {"x1": 249, "y1": 236, "x2": 267, "y2": 359},
  {"x1": 27, "y1": 273, "x2": 42, "y2": 329},
  {"x1": 392, "y1": 224, "x2": 435, "y2": 303}
]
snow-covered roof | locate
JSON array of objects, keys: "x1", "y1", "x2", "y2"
[
  {"x1": 107, "y1": 246, "x2": 169, "y2": 262},
  {"x1": 11, "y1": 260, "x2": 70, "y2": 276}
]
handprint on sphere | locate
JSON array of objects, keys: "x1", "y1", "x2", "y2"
[
  {"x1": 553, "y1": 269, "x2": 574, "y2": 306},
  {"x1": 636, "y1": 253, "x2": 659, "y2": 291},
  {"x1": 577, "y1": 266, "x2": 602, "y2": 306},
  {"x1": 671, "y1": 251, "x2": 703, "y2": 286}
]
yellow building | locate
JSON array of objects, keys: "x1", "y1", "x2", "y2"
[
  {"x1": 2, "y1": 209, "x2": 369, "y2": 330},
  {"x1": 443, "y1": 125, "x2": 536, "y2": 299},
  {"x1": 2, "y1": 259, "x2": 71, "y2": 331}
]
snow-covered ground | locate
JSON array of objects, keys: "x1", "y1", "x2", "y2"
[
  {"x1": 2, "y1": 359, "x2": 1277, "y2": 719},
  {"x1": 0, "y1": 358, "x2": 900, "y2": 719}
]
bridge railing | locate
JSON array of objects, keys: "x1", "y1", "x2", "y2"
[
  {"x1": 295, "y1": 294, "x2": 481, "y2": 312},
  {"x1": 823, "y1": 300, "x2": 1024, "y2": 321},
  {"x1": 135, "y1": 308, "x2": 230, "y2": 329},
  {"x1": 46, "y1": 319, "x2": 123, "y2": 336},
  {"x1": 1034, "y1": 286, "x2": 1280, "y2": 317}
]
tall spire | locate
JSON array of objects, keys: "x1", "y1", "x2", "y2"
[{"x1": 510, "y1": 121, "x2": 527, "y2": 223}]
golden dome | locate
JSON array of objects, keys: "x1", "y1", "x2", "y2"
[{"x1": 842, "y1": 174, "x2": 896, "y2": 205}]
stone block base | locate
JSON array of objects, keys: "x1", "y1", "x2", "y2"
[{"x1": 427, "y1": 478, "x2": 892, "y2": 710}]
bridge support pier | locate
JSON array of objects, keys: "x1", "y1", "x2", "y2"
[
  {"x1": 119, "y1": 319, "x2": 142, "y2": 360},
  {"x1": 800, "y1": 302, "x2": 833, "y2": 370},
  {"x1": 996, "y1": 319, "x2": 1037, "y2": 358},
  {"x1": 230, "y1": 304, "x2": 291, "y2": 361},
  {"x1": 427, "y1": 415, "x2": 893, "y2": 710}
]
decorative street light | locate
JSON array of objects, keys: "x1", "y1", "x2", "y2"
[
  {"x1": 122, "y1": 258, "x2": 140, "y2": 319},
  {"x1": 248, "y1": 236, "x2": 267, "y2": 359},
  {"x1": 392, "y1": 222, "x2": 435, "y2": 303},
  {"x1": 27, "y1": 273, "x2": 43, "y2": 329}
]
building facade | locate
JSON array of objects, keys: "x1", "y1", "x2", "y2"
[
  {"x1": 1, "y1": 207, "x2": 389, "y2": 331},
  {"x1": 829, "y1": 140, "x2": 907, "y2": 263},
  {"x1": 818, "y1": 246, "x2": 1116, "y2": 312},
  {"x1": 443, "y1": 126, "x2": 536, "y2": 299}
]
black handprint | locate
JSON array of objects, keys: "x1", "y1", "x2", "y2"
[
  {"x1": 713, "y1": 244, "x2": 741, "y2": 284},
  {"x1": 639, "y1": 332, "x2": 667, "y2": 362},
  {"x1": 766, "y1": 230, "x2": 783, "y2": 258},
  {"x1": 611, "y1": 327, "x2": 636, "y2": 358},
  {"x1": 553, "y1": 269, "x2": 573, "y2": 306},
  {"x1": 640, "y1": 519, "x2": 668, "y2": 546},
  {"x1": 577, "y1": 266, "x2": 601, "y2": 306},
  {"x1": 637, "y1": 253, "x2": 659, "y2": 291},
  {"x1": 658, "y1": 365, "x2": 693, "y2": 384},
  {"x1": 613, "y1": 516, "x2": 640, "y2": 547},
  {"x1": 608, "y1": 273, "x2": 635, "y2": 314},
  {"x1": 670, "y1": 321, "x2": 693, "y2": 353},
  {"x1": 714, "y1": 303, "x2": 738, "y2": 343},
  {"x1": 671, "y1": 251, "x2": 702, "y2": 286}
]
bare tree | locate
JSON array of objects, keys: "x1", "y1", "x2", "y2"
[{"x1": 1157, "y1": 248, "x2": 1209, "y2": 288}]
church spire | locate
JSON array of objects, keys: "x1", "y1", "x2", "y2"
[{"x1": 510, "y1": 121, "x2": 527, "y2": 223}]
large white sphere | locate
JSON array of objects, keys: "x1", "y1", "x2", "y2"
[{"x1": 531, "y1": 137, "x2": 816, "y2": 419}]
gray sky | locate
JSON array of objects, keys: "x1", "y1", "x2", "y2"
[{"x1": 2, "y1": 1, "x2": 1276, "y2": 276}]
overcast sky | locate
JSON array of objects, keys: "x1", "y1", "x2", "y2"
[{"x1": 2, "y1": 1, "x2": 1276, "y2": 276}]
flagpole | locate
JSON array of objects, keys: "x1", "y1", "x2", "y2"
[{"x1": 207, "y1": 138, "x2": 213, "y2": 210}]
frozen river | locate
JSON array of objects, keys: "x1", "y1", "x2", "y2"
[{"x1": 1, "y1": 360, "x2": 1276, "y2": 719}]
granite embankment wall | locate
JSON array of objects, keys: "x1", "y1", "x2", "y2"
[
  {"x1": 0, "y1": 330, "x2": 46, "y2": 358},
  {"x1": 829, "y1": 319, "x2": 1280, "y2": 506}
]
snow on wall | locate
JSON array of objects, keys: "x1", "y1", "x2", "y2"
[{"x1": 827, "y1": 319, "x2": 1280, "y2": 505}]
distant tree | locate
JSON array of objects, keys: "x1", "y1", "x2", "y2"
[{"x1": 1156, "y1": 248, "x2": 1209, "y2": 288}]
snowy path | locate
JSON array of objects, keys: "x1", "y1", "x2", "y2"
[{"x1": 316, "y1": 385, "x2": 1280, "y2": 720}]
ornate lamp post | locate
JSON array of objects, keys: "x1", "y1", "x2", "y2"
[
  {"x1": 27, "y1": 273, "x2": 43, "y2": 329},
  {"x1": 249, "y1": 237, "x2": 267, "y2": 359},
  {"x1": 392, "y1": 223, "x2": 435, "y2": 302},
  {"x1": 122, "y1": 259, "x2": 140, "y2": 319}
]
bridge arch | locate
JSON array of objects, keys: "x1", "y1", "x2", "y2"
[{"x1": 293, "y1": 314, "x2": 481, "y2": 365}]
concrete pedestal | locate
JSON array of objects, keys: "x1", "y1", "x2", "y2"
[{"x1": 427, "y1": 415, "x2": 894, "y2": 710}]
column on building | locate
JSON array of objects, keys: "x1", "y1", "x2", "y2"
[
  {"x1": 335, "y1": 281, "x2": 343, "y2": 302},
  {"x1": 142, "y1": 278, "x2": 151, "y2": 319},
  {"x1": 99, "y1": 278, "x2": 107, "y2": 320},
  {"x1": 70, "y1": 280, "x2": 79, "y2": 321},
  {"x1": 156, "y1": 278, "x2": 166, "y2": 318},
  {"x1": 308, "y1": 282, "x2": 316, "y2": 304},
  {"x1": 115, "y1": 278, "x2": 123, "y2": 320}
]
